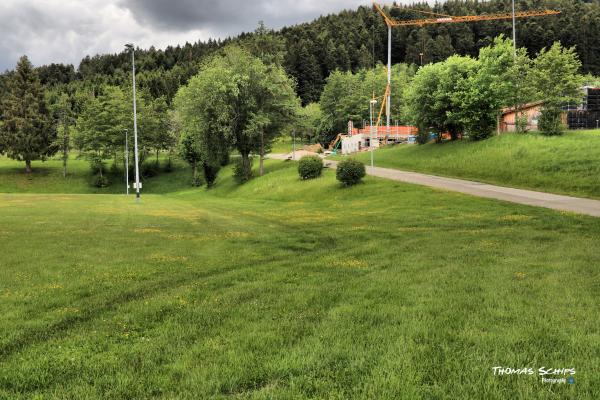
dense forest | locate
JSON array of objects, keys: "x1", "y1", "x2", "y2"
[{"x1": 2, "y1": 0, "x2": 599, "y2": 106}]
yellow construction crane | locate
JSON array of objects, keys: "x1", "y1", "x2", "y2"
[{"x1": 372, "y1": 2, "x2": 560, "y2": 136}]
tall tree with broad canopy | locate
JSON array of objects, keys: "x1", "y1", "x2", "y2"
[
  {"x1": 404, "y1": 55, "x2": 477, "y2": 142},
  {"x1": 136, "y1": 93, "x2": 174, "y2": 165},
  {"x1": 174, "y1": 61, "x2": 232, "y2": 187},
  {"x1": 175, "y1": 45, "x2": 299, "y2": 183},
  {"x1": 0, "y1": 56, "x2": 56, "y2": 172},
  {"x1": 530, "y1": 42, "x2": 584, "y2": 135},
  {"x1": 296, "y1": 103, "x2": 323, "y2": 144},
  {"x1": 74, "y1": 85, "x2": 128, "y2": 178},
  {"x1": 454, "y1": 36, "x2": 518, "y2": 140}
]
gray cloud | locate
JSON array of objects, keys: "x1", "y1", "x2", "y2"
[{"x1": 3, "y1": 0, "x2": 437, "y2": 72}]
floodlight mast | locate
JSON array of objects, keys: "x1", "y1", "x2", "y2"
[
  {"x1": 125, "y1": 129, "x2": 129, "y2": 195},
  {"x1": 125, "y1": 43, "x2": 141, "y2": 202}
]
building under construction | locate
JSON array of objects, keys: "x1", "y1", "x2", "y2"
[{"x1": 332, "y1": 125, "x2": 418, "y2": 155}]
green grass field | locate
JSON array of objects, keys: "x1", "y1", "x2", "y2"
[
  {"x1": 0, "y1": 155, "x2": 194, "y2": 194},
  {"x1": 332, "y1": 130, "x2": 600, "y2": 199},
  {"x1": 1, "y1": 159, "x2": 599, "y2": 399}
]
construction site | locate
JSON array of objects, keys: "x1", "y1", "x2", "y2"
[{"x1": 330, "y1": 2, "x2": 562, "y2": 155}]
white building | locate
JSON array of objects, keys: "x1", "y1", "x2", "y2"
[{"x1": 341, "y1": 134, "x2": 380, "y2": 155}]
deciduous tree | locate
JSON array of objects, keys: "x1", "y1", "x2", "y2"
[{"x1": 530, "y1": 42, "x2": 584, "y2": 135}]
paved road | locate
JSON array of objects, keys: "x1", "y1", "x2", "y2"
[{"x1": 269, "y1": 153, "x2": 600, "y2": 217}]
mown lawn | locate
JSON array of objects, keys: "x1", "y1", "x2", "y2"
[
  {"x1": 332, "y1": 130, "x2": 600, "y2": 199},
  {"x1": 0, "y1": 154, "x2": 194, "y2": 194},
  {"x1": 1, "y1": 161, "x2": 599, "y2": 399}
]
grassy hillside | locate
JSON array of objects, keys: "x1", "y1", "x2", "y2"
[
  {"x1": 333, "y1": 130, "x2": 600, "y2": 199},
  {"x1": 1, "y1": 161, "x2": 599, "y2": 399}
]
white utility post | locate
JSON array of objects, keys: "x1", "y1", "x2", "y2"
[
  {"x1": 125, "y1": 129, "x2": 129, "y2": 195},
  {"x1": 126, "y1": 43, "x2": 141, "y2": 202},
  {"x1": 370, "y1": 98, "x2": 377, "y2": 168},
  {"x1": 386, "y1": 25, "x2": 392, "y2": 139},
  {"x1": 292, "y1": 130, "x2": 296, "y2": 160}
]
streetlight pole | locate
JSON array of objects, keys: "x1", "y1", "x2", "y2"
[
  {"x1": 370, "y1": 98, "x2": 377, "y2": 168},
  {"x1": 126, "y1": 43, "x2": 141, "y2": 202},
  {"x1": 125, "y1": 129, "x2": 129, "y2": 195}
]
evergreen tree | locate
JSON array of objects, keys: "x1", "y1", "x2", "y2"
[
  {"x1": 0, "y1": 56, "x2": 56, "y2": 172},
  {"x1": 357, "y1": 44, "x2": 373, "y2": 70},
  {"x1": 431, "y1": 34, "x2": 455, "y2": 63},
  {"x1": 51, "y1": 93, "x2": 75, "y2": 177},
  {"x1": 295, "y1": 42, "x2": 323, "y2": 105},
  {"x1": 405, "y1": 29, "x2": 434, "y2": 66},
  {"x1": 244, "y1": 21, "x2": 286, "y2": 66}
]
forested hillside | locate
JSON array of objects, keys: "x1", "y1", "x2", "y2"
[{"x1": 4, "y1": 0, "x2": 599, "y2": 105}]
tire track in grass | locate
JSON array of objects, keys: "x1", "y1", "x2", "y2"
[{"x1": 0, "y1": 251, "x2": 342, "y2": 397}]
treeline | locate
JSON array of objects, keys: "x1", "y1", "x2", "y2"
[
  {"x1": 3, "y1": 0, "x2": 598, "y2": 106},
  {"x1": 316, "y1": 36, "x2": 584, "y2": 143},
  {"x1": 0, "y1": 27, "x2": 301, "y2": 191}
]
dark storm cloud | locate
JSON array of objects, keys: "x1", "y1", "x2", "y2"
[{"x1": 119, "y1": 0, "x2": 366, "y2": 35}]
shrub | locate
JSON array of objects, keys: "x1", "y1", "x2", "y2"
[
  {"x1": 163, "y1": 158, "x2": 173, "y2": 173},
  {"x1": 141, "y1": 162, "x2": 159, "y2": 178},
  {"x1": 90, "y1": 158, "x2": 104, "y2": 175},
  {"x1": 538, "y1": 107, "x2": 565, "y2": 136},
  {"x1": 336, "y1": 159, "x2": 366, "y2": 186},
  {"x1": 233, "y1": 156, "x2": 253, "y2": 183},
  {"x1": 191, "y1": 175, "x2": 202, "y2": 187},
  {"x1": 416, "y1": 126, "x2": 430, "y2": 145},
  {"x1": 203, "y1": 162, "x2": 220, "y2": 188},
  {"x1": 298, "y1": 155, "x2": 323, "y2": 180},
  {"x1": 515, "y1": 113, "x2": 529, "y2": 134},
  {"x1": 93, "y1": 175, "x2": 110, "y2": 188}
]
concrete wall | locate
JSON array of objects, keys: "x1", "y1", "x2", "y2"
[{"x1": 341, "y1": 134, "x2": 364, "y2": 155}]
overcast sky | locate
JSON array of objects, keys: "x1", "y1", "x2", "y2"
[{"x1": 0, "y1": 0, "x2": 394, "y2": 71}]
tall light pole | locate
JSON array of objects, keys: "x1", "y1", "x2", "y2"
[
  {"x1": 125, "y1": 129, "x2": 129, "y2": 195},
  {"x1": 125, "y1": 43, "x2": 141, "y2": 202}
]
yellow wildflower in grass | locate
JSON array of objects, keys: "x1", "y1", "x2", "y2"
[
  {"x1": 134, "y1": 228, "x2": 162, "y2": 234},
  {"x1": 500, "y1": 215, "x2": 533, "y2": 222},
  {"x1": 331, "y1": 258, "x2": 368, "y2": 269}
]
